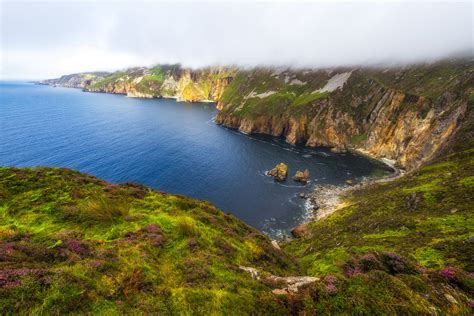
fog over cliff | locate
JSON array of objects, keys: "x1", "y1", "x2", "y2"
[{"x1": 1, "y1": 0, "x2": 472, "y2": 79}]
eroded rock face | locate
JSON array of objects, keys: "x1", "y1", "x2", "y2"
[
  {"x1": 42, "y1": 66, "x2": 237, "y2": 103},
  {"x1": 42, "y1": 60, "x2": 473, "y2": 171},
  {"x1": 215, "y1": 60, "x2": 473, "y2": 170},
  {"x1": 267, "y1": 163, "x2": 288, "y2": 182},
  {"x1": 293, "y1": 169, "x2": 310, "y2": 183}
]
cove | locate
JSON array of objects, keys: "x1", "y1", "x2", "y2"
[{"x1": 0, "y1": 82, "x2": 390, "y2": 237}]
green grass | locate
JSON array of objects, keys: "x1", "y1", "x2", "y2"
[
  {"x1": 0, "y1": 167, "x2": 295, "y2": 314},
  {"x1": 1, "y1": 147, "x2": 473, "y2": 314}
]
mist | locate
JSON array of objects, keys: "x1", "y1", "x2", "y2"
[{"x1": 1, "y1": 0, "x2": 472, "y2": 79}]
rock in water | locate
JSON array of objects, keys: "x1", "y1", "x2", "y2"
[
  {"x1": 293, "y1": 168, "x2": 310, "y2": 183},
  {"x1": 267, "y1": 163, "x2": 288, "y2": 182}
]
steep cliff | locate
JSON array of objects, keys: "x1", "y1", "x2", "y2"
[
  {"x1": 39, "y1": 72, "x2": 110, "y2": 89},
  {"x1": 42, "y1": 65, "x2": 236, "y2": 102},
  {"x1": 41, "y1": 59, "x2": 473, "y2": 169},
  {"x1": 216, "y1": 59, "x2": 473, "y2": 170}
]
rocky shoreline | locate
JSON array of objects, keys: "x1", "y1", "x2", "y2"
[{"x1": 291, "y1": 161, "x2": 402, "y2": 238}]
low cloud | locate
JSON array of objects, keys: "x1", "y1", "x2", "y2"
[{"x1": 1, "y1": 1, "x2": 472, "y2": 79}]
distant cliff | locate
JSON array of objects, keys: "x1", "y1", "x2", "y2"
[
  {"x1": 40, "y1": 65, "x2": 236, "y2": 102},
  {"x1": 41, "y1": 59, "x2": 473, "y2": 170}
]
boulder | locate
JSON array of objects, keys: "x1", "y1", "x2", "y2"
[
  {"x1": 293, "y1": 169, "x2": 310, "y2": 183},
  {"x1": 267, "y1": 163, "x2": 288, "y2": 182},
  {"x1": 271, "y1": 240, "x2": 281, "y2": 250},
  {"x1": 330, "y1": 146, "x2": 347, "y2": 153},
  {"x1": 291, "y1": 223, "x2": 310, "y2": 238}
]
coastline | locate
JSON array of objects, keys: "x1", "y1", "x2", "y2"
[
  {"x1": 290, "y1": 156, "x2": 403, "y2": 239},
  {"x1": 36, "y1": 81, "x2": 410, "y2": 239}
]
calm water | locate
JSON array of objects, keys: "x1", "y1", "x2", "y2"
[{"x1": 0, "y1": 82, "x2": 389, "y2": 237}]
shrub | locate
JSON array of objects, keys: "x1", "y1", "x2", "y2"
[
  {"x1": 64, "y1": 197, "x2": 130, "y2": 223},
  {"x1": 177, "y1": 218, "x2": 200, "y2": 237}
]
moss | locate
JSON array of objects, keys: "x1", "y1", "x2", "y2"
[
  {"x1": 413, "y1": 247, "x2": 445, "y2": 268},
  {"x1": 362, "y1": 229, "x2": 409, "y2": 239},
  {"x1": 350, "y1": 133, "x2": 368, "y2": 145}
]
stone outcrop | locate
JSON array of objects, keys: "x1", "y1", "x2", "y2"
[
  {"x1": 239, "y1": 266, "x2": 320, "y2": 294},
  {"x1": 293, "y1": 169, "x2": 310, "y2": 183},
  {"x1": 267, "y1": 163, "x2": 288, "y2": 182},
  {"x1": 291, "y1": 223, "x2": 310, "y2": 238},
  {"x1": 215, "y1": 59, "x2": 473, "y2": 170}
]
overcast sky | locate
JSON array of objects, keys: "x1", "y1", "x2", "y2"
[{"x1": 1, "y1": 0, "x2": 472, "y2": 79}]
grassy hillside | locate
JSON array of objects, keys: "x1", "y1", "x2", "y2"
[
  {"x1": 0, "y1": 167, "x2": 296, "y2": 314},
  {"x1": 1, "y1": 154, "x2": 473, "y2": 314},
  {"x1": 282, "y1": 148, "x2": 474, "y2": 313}
]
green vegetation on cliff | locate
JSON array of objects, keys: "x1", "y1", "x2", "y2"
[
  {"x1": 284, "y1": 149, "x2": 474, "y2": 272},
  {"x1": 215, "y1": 59, "x2": 473, "y2": 170},
  {"x1": 1, "y1": 152, "x2": 473, "y2": 314}
]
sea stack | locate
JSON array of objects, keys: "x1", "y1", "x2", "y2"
[
  {"x1": 267, "y1": 163, "x2": 288, "y2": 182},
  {"x1": 293, "y1": 169, "x2": 310, "y2": 183}
]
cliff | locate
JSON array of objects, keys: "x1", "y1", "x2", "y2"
[
  {"x1": 39, "y1": 72, "x2": 110, "y2": 89},
  {"x1": 215, "y1": 59, "x2": 474, "y2": 170},
  {"x1": 42, "y1": 59, "x2": 473, "y2": 170},
  {"x1": 42, "y1": 65, "x2": 236, "y2": 102}
]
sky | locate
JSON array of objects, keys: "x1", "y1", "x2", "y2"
[{"x1": 0, "y1": 0, "x2": 472, "y2": 79}]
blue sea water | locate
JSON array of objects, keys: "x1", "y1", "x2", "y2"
[{"x1": 0, "y1": 81, "x2": 389, "y2": 237}]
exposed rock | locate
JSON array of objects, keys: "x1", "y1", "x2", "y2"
[
  {"x1": 291, "y1": 223, "x2": 310, "y2": 238},
  {"x1": 267, "y1": 163, "x2": 288, "y2": 182},
  {"x1": 215, "y1": 61, "x2": 473, "y2": 170},
  {"x1": 444, "y1": 293, "x2": 458, "y2": 305},
  {"x1": 293, "y1": 169, "x2": 310, "y2": 183},
  {"x1": 41, "y1": 66, "x2": 236, "y2": 104},
  {"x1": 239, "y1": 266, "x2": 260, "y2": 280},
  {"x1": 308, "y1": 184, "x2": 351, "y2": 219},
  {"x1": 127, "y1": 91, "x2": 155, "y2": 98},
  {"x1": 271, "y1": 240, "x2": 281, "y2": 250},
  {"x1": 267, "y1": 275, "x2": 320, "y2": 293},
  {"x1": 271, "y1": 288, "x2": 289, "y2": 295},
  {"x1": 41, "y1": 60, "x2": 473, "y2": 171},
  {"x1": 299, "y1": 192, "x2": 307, "y2": 199},
  {"x1": 239, "y1": 266, "x2": 319, "y2": 294},
  {"x1": 330, "y1": 146, "x2": 347, "y2": 153}
]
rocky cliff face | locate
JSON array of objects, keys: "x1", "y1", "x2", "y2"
[
  {"x1": 215, "y1": 59, "x2": 473, "y2": 169},
  {"x1": 42, "y1": 59, "x2": 473, "y2": 170},
  {"x1": 42, "y1": 65, "x2": 236, "y2": 102},
  {"x1": 39, "y1": 72, "x2": 110, "y2": 89}
]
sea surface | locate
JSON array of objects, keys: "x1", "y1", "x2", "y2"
[{"x1": 0, "y1": 81, "x2": 390, "y2": 237}]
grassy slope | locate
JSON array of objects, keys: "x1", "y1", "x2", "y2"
[
  {"x1": 1, "y1": 153, "x2": 473, "y2": 314},
  {"x1": 282, "y1": 148, "x2": 474, "y2": 313},
  {"x1": 0, "y1": 167, "x2": 296, "y2": 314}
]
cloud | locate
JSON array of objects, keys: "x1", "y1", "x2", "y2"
[{"x1": 1, "y1": 0, "x2": 472, "y2": 79}]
